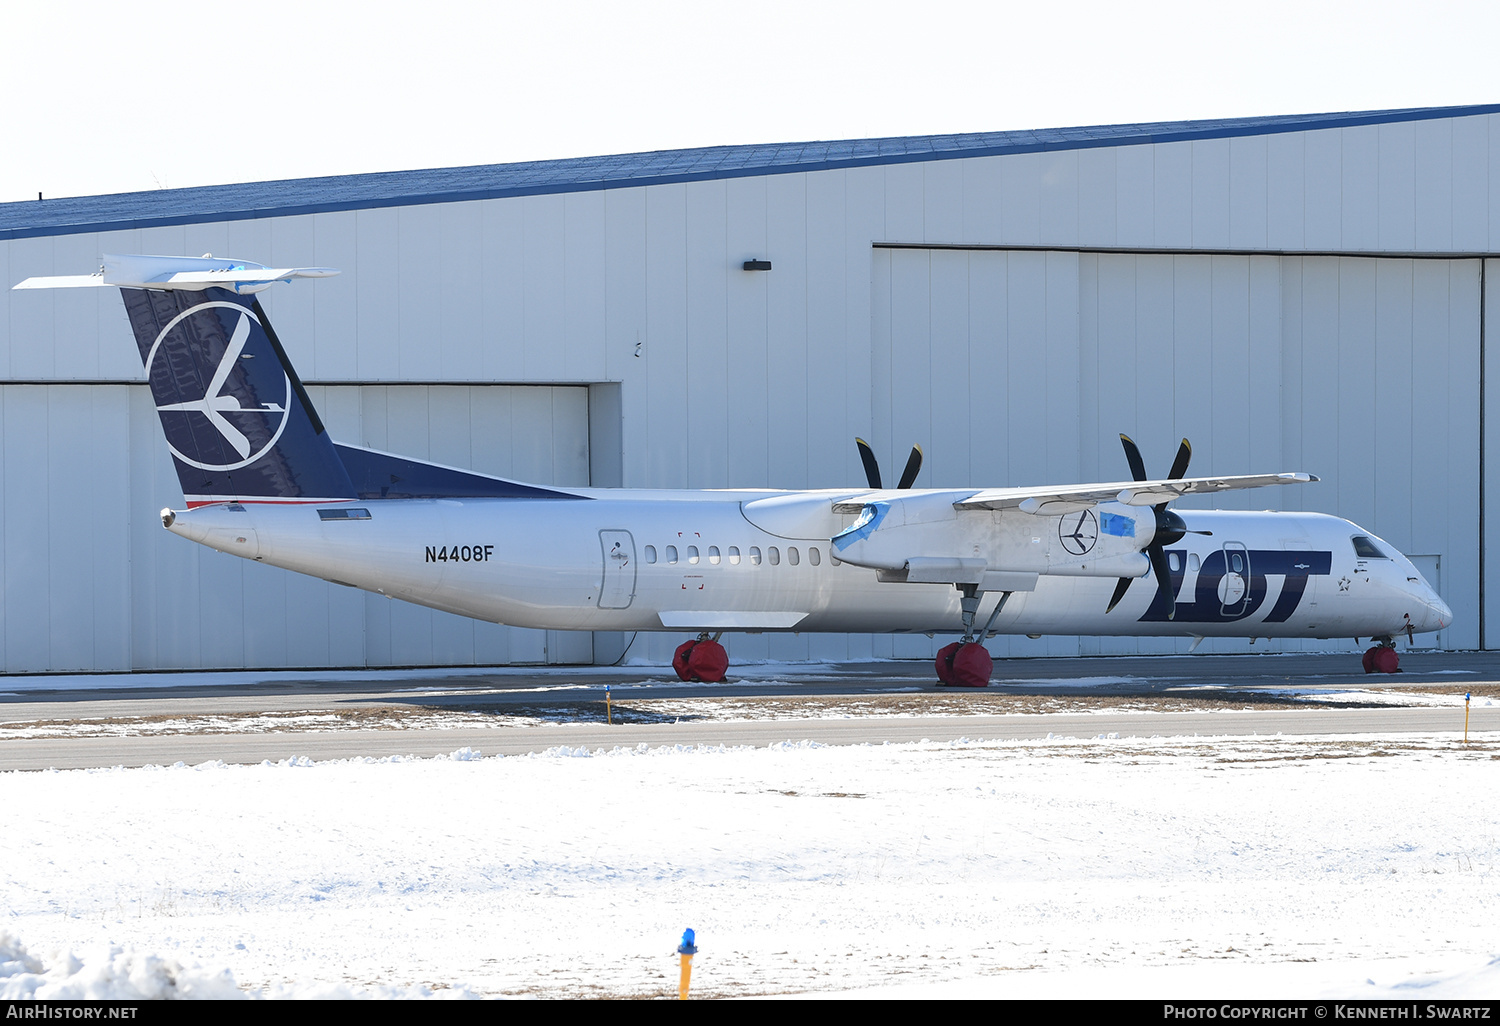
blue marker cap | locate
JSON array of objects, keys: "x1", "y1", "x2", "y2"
[{"x1": 677, "y1": 928, "x2": 698, "y2": 955}]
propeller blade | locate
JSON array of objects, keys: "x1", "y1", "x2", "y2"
[
  {"x1": 1119, "y1": 434, "x2": 1147, "y2": 483},
  {"x1": 1105, "y1": 576, "x2": 1133, "y2": 614},
  {"x1": 1149, "y1": 544, "x2": 1176, "y2": 620},
  {"x1": 855, "y1": 438, "x2": 882, "y2": 490},
  {"x1": 896, "y1": 444, "x2": 924, "y2": 489},
  {"x1": 1167, "y1": 438, "x2": 1192, "y2": 481}
]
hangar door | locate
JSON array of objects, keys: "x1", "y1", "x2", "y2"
[
  {"x1": 872, "y1": 247, "x2": 1479, "y2": 654},
  {"x1": 0, "y1": 383, "x2": 592, "y2": 674}
]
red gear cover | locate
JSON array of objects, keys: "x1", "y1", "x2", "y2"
[
  {"x1": 672, "y1": 640, "x2": 698, "y2": 681},
  {"x1": 949, "y1": 642, "x2": 992, "y2": 687},
  {"x1": 935, "y1": 642, "x2": 962, "y2": 685},
  {"x1": 1364, "y1": 646, "x2": 1399, "y2": 674},
  {"x1": 686, "y1": 639, "x2": 729, "y2": 683}
]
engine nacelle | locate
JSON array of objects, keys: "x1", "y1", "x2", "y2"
[{"x1": 832, "y1": 496, "x2": 1156, "y2": 581}]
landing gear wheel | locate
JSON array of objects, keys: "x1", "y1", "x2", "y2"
[
  {"x1": 935, "y1": 642, "x2": 962, "y2": 685},
  {"x1": 950, "y1": 642, "x2": 993, "y2": 687},
  {"x1": 1363, "y1": 645, "x2": 1400, "y2": 674},
  {"x1": 672, "y1": 640, "x2": 698, "y2": 681},
  {"x1": 686, "y1": 639, "x2": 729, "y2": 683},
  {"x1": 673, "y1": 637, "x2": 729, "y2": 683}
]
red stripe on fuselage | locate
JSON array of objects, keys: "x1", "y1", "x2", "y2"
[{"x1": 183, "y1": 498, "x2": 356, "y2": 508}]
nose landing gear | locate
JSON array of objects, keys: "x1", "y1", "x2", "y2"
[
  {"x1": 1361, "y1": 635, "x2": 1400, "y2": 674},
  {"x1": 935, "y1": 588, "x2": 1012, "y2": 687},
  {"x1": 673, "y1": 632, "x2": 729, "y2": 683}
]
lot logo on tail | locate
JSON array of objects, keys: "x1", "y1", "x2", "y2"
[{"x1": 144, "y1": 301, "x2": 292, "y2": 472}]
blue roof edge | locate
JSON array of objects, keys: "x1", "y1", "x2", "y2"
[{"x1": 5, "y1": 103, "x2": 1499, "y2": 242}]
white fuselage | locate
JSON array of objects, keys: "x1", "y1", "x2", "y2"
[{"x1": 166, "y1": 488, "x2": 1451, "y2": 641}]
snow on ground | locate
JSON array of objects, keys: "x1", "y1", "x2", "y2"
[
  {"x1": 3, "y1": 734, "x2": 1497, "y2": 999},
  {"x1": 991, "y1": 675, "x2": 1148, "y2": 689},
  {"x1": 1274, "y1": 688, "x2": 1497, "y2": 708}
]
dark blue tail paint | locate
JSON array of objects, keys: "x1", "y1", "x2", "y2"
[
  {"x1": 122, "y1": 285, "x2": 588, "y2": 505},
  {"x1": 334, "y1": 444, "x2": 584, "y2": 501},
  {"x1": 122, "y1": 286, "x2": 355, "y2": 504}
]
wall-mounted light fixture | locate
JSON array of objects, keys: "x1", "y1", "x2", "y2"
[{"x1": 742, "y1": 259, "x2": 772, "y2": 271}]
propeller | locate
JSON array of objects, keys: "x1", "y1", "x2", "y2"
[
  {"x1": 856, "y1": 438, "x2": 923, "y2": 490},
  {"x1": 1105, "y1": 434, "x2": 1194, "y2": 619}
]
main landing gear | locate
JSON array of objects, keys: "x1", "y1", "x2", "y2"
[
  {"x1": 673, "y1": 632, "x2": 729, "y2": 683},
  {"x1": 935, "y1": 587, "x2": 1012, "y2": 687}
]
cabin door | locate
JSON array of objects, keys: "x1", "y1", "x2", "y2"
[{"x1": 598, "y1": 530, "x2": 637, "y2": 609}]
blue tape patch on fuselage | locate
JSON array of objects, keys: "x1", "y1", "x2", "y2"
[
  {"x1": 833, "y1": 502, "x2": 889, "y2": 550},
  {"x1": 1100, "y1": 511, "x2": 1135, "y2": 538}
]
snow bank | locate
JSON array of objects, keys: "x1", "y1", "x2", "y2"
[
  {"x1": 0, "y1": 931, "x2": 244, "y2": 1000},
  {"x1": 0, "y1": 932, "x2": 481, "y2": 1000},
  {"x1": 1358, "y1": 955, "x2": 1500, "y2": 999}
]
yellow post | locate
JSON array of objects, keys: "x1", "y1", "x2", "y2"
[
  {"x1": 677, "y1": 928, "x2": 697, "y2": 999},
  {"x1": 605, "y1": 683, "x2": 612, "y2": 725},
  {"x1": 1465, "y1": 692, "x2": 1470, "y2": 744}
]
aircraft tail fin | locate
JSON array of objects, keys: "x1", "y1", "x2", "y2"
[
  {"x1": 118, "y1": 273, "x2": 355, "y2": 506},
  {"x1": 15, "y1": 253, "x2": 587, "y2": 508}
]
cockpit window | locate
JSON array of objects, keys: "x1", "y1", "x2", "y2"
[{"x1": 1351, "y1": 536, "x2": 1387, "y2": 559}]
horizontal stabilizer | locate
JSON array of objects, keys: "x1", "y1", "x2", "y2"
[{"x1": 13, "y1": 254, "x2": 338, "y2": 295}]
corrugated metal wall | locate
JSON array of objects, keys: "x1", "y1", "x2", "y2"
[
  {"x1": 2, "y1": 112, "x2": 1497, "y2": 670},
  {"x1": 0, "y1": 383, "x2": 588, "y2": 672},
  {"x1": 870, "y1": 248, "x2": 1481, "y2": 655}
]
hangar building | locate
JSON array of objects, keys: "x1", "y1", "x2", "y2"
[{"x1": 2, "y1": 103, "x2": 1497, "y2": 673}]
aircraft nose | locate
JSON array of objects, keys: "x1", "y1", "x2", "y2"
[{"x1": 1406, "y1": 580, "x2": 1452, "y2": 634}]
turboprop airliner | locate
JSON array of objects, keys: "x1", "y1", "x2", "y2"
[{"x1": 14, "y1": 254, "x2": 1452, "y2": 685}]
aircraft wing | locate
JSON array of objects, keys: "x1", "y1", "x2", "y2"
[{"x1": 952, "y1": 472, "x2": 1317, "y2": 514}]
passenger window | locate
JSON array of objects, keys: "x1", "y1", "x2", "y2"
[
  {"x1": 830, "y1": 553, "x2": 840, "y2": 566},
  {"x1": 750, "y1": 547, "x2": 762, "y2": 565},
  {"x1": 1168, "y1": 552, "x2": 1180, "y2": 573},
  {"x1": 809, "y1": 547, "x2": 820, "y2": 566},
  {"x1": 1189, "y1": 553, "x2": 1200, "y2": 572},
  {"x1": 1352, "y1": 536, "x2": 1387, "y2": 558},
  {"x1": 688, "y1": 545, "x2": 700, "y2": 564},
  {"x1": 708, "y1": 546, "x2": 721, "y2": 565},
  {"x1": 1230, "y1": 553, "x2": 1244, "y2": 573},
  {"x1": 768, "y1": 546, "x2": 780, "y2": 566},
  {"x1": 728, "y1": 546, "x2": 741, "y2": 565},
  {"x1": 666, "y1": 545, "x2": 678, "y2": 564},
  {"x1": 788, "y1": 547, "x2": 800, "y2": 566},
  {"x1": 645, "y1": 545, "x2": 657, "y2": 564}
]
